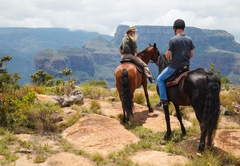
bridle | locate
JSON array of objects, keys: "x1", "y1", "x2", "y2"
[{"x1": 137, "y1": 45, "x2": 159, "y2": 65}]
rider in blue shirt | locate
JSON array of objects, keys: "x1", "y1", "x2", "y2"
[{"x1": 157, "y1": 19, "x2": 195, "y2": 106}]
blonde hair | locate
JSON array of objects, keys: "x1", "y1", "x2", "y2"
[{"x1": 125, "y1": 32, "x2": 136, "y2": 43}]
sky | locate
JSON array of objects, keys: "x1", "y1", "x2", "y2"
[{"x1": 0, "y1": 0, "x2": 240, "y2": 42}]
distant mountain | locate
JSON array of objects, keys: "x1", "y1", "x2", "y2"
[
  {"x1": 0, "y1": 27, "x2": 113, "y2": 84},
  {"x1": 34, "y1": 36, "x2": 119, "y2": 87},
  {"x1": 0, "y1": 26, "x2": 240, "y2": 88}
]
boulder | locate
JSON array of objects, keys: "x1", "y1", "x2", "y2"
[{"x1": 55, "y1": 89, "x2": 84, "y2": 107}]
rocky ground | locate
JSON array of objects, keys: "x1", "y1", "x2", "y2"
[{"x1": 10, "y1": 93, "x2": 240, "y2": 166}]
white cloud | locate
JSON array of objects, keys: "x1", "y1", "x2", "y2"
[{"x1": 0, "y1": 0, "x2": 239, "y2": 42}]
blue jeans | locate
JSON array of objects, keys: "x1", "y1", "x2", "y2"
[{"x1": 157, "y1": 67, "x2": 176, "y2": 100}]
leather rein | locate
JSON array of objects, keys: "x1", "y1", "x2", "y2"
[{"x1": 137, "y1": 46, "x2": 159, "y2": 64}]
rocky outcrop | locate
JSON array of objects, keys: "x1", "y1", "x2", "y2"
[
  {"x1": 34, "y1": 50, "x2": 69, "y2": 76},
  {"x1": 55, "y1": 89, "x2": 84, "y2": 107},
  {"x1": 82, "y1": 36, "x2": 119, "y2": 65},
  {"x1": 34, "y1": 47, "x2": 95, "y2": 80}
]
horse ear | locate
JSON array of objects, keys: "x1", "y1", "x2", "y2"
[
  {"x1": 154, "y1": 43, "x2": 156, "y2": 48},
  {"x1": 149, "y1": 43, "x2": 152, "y2": 46}
]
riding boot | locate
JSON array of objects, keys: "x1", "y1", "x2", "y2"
[{"x1": 144, "y1": 67, "x2": 155, "y2": 83}]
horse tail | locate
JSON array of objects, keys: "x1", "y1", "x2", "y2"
[
  {"x1": 121, "y1": 69, "x2": 133, "y2": 120},
  {"x1": 204, "y1": 75, "x2": 221, "y2": 147}
]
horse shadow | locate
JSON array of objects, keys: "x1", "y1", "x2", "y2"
[
  {"x1": 176, "y1": 137, "x2": 238, "y2": 160},
  {"x1": 131, "y1": 109, "x2": 159, "y2": 126}
]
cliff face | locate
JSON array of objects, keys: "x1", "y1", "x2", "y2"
[
  {"x1": 112, "y1": 25, "x2": 240, "y2": 84},
  {"x1": 82, "y1": 36, "x2": 119, "y2": 65},
  {"x1": 0, "y1": 27, "x2": 112, "y2": 84},
  {"x1": 34, "y1": 47, "x2": 95, "y2": 82},
  {"x1": 34, "y1": 37, "x2": 119, "y2": 85}
]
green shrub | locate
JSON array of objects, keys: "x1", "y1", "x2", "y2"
[
  {"x1": 90, "y1": 100, "x2": 101, "y2": 114},
  {"x1": 0, "y1": 90, "x2": 36, "y2": 131},
  {"x1": 147, "y1": 84, "x2": 157, "y2": 91},
  {"x1": 134, "y1": 92, "x2": 145, "y2": 105},
  {"x1": 109, "y1": 88, "x2": 120, "y2": 99},
  {"x1": 80, "y1": 80, "x2": 109, "y2": 99},
  {"x1": 149, "y1": 92, "x2": 161, "y2": 107},
  {"x1": 220, "y1": 90, "x2": 240, "y2": 111},
  {"x1": 0, "y1": 90, "x2": 37, "y2": 130},
  {"x1": 27, "y1": 101, "x2": 63, "y2": 132},
  {"x1": 88, "y1": 80, "x2": 108, "y2": 89}
]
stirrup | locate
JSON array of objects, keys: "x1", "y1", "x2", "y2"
[
  {"x1": 161, "y1": 99, "x2": 169, "y2": 106},
  {"x1": 155, "y1": 103, "x2": 161, "y2": 107},
  {"x1": 155, "y1": 100, "x2": 169, "y2": 107}
]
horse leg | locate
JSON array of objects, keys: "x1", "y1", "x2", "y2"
[
  {"x1": 143, "y1": 83, "x2": 153, "y2": 112},
  {"x1": 122, "y1": 109, "x2": 126, "y2": 123},
  {"x1": 174, "y1": 104, "x2": 186, "y2": 136},
  {"x1": 194, "y1": 111, "x2": 207, "y2": 154},
  {"x1": 198, "y1": 123, "x2": 207, "y2": 154},
  {"x1": 207, "y1": 129, "x2": 214, "y2": 150},
  {"x1": 193, "y1": 105, "x2": 207, "y2": 154},
  {"x1": 163, "y1": 105, "x2": 171, "y2": 139}
]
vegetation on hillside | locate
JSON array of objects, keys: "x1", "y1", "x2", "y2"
[{"x1": 0, "y1": 55, "x2": 240, "y2": 165}]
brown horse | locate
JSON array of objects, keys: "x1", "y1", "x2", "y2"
[{"x1": 115, "y1": 43, "x2": 159, "y2": 123}]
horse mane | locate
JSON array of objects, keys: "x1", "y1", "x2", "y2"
[
  {"x1": 157, "y1": 53, "x2": 169, "y2": 74},
  {"x1": 137, "y1": 45, "x2": 152, "y2": 55}
]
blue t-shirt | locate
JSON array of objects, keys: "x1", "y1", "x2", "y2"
[{"x1": 168, "y1": 34, "x2": 195, "y2": 69}]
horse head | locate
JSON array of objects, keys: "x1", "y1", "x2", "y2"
[
  {"x1": 137, "y1": 43, "x2": 159, "y2": 65},
  {"x1": 149, "y1": 43, "x2": 160, "y2": 65},
  {"x1": 157, "y1": 53, "x2": 169, "y2": 74}
]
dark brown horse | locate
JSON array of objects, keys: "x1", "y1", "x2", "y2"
[
  {"x1": 115, "y1": 43, "x2": 159, "y2": 123},
  {"x1": 157, "y1": 53, "x2": 221, "y2": 154}
]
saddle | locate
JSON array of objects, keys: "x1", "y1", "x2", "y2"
[
  {"x1": 120, "y1": 59, "x2": 143, "y2": 73},
  {"x1": 165, "y1": 66, "x2": 190, "y2": 87}
]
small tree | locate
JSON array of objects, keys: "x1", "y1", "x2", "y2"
[
  {"x1": 0, "y1": 55, "x2": 12, "y2": 72},
  {"x1": 59, "y1": 68, "x2": 76, "y2": 96},
  {"x1": 60, "y1": 68, "x2": 72, "y2": 78},
  {"x1": 210, "y1": 63, "x2": 229, "y2": 90},
  {"x1": 0, "y1": 55, "x2": 20, "y2": 92},
  {"x1": 30, "y1": 70, "x2": 54, "y2": 86}
]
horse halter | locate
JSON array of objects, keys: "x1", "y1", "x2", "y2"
[
  {"x1": 138, "y1": 45, "x2": 159, "y2": 65},
  {"x1": 149, "y1": 46, "x2": 159, "y2": 65}
]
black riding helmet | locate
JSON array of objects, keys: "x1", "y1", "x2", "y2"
[{"x1": 173, "y1": 19, "x2": 185, "y2": 29}]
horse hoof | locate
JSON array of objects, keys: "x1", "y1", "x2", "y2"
[
  {"x1": 181, "y1": 132, "x2": 186, "y2": 137},
  {"x1": 160, "y1": 140, "x2": 167, "y2": 145},
  {"x1": 149, "y1": 108, "x2": 154, "y2": 112},
  {"x1": 163, "y1": 134, "x2": 171, "y2": 140}
]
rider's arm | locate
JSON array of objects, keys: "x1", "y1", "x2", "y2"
[
  {"x1": 134, "y1": 48, "x2": 138, "y2": 54},
  {"x1": 190, "y1": 49, "x2": 194, "y2": 59},
  {"x1": 165, "y1": 50, "x2": 171, "y2": 62},
  {"x1": 119, "y1": 48, "x2": 123, "y2": 55}
]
